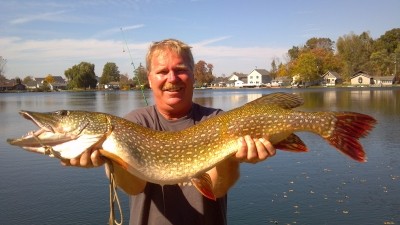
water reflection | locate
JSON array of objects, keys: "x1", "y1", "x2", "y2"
[{"x1": 0, "y1": 87, "x2": 399, "y2": 225}]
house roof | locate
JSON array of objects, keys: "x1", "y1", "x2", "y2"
[
  {"x1": 252, "y1": 69, "x2": 270, "y2": 75},
  {"x1": 374, "y1": 75, "x2": 395, "y2": 81},
  {"x1": 322, "y1": 71, "x2": 341, "y2": 79},
  {"x1": 228, "y1": 73, "x2": 247, "y2": 79},
  {"x1": 351, "y1": 71, "x2": 372, "y2": 79}
]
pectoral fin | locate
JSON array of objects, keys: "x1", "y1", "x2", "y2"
[
  {"x1": 275, "y1": 133, "x2": 308, "y2": 152},
  {"x1": 191, "y1": 173, "x2": 216, "y2": 201}
]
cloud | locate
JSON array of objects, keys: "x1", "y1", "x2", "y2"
[
  {"x1": 10, "y1": 10, "x2": 68, "y2": 25},
  {"x1": 1, "y1": 36, "x2": 287, "y2": 77},
  {"x1": 192, "y1": 36, "x2": 232, "y2": 47},
  {"x1": 92, "y1": 24, "x2": 145, "y2": 38}
]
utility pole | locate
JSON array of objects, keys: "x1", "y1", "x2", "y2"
[{"x1": 0, "y1": 56, "x2": 7, "y2": 76}]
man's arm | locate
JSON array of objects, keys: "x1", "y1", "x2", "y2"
[{"x1": 207, "y1": 135, "x2": 276, "y2": 198}]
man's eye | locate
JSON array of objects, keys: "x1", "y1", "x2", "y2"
[
  {"x1": 176, "y1": 69, "x2": 187, "y2": 74},
  {"x1": 158, "y1": 70, "x2": 169, "y2": 75}
]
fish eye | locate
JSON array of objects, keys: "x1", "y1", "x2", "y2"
[{"x1": 55, "y1": 110, "x2": 70, "y2": 116}]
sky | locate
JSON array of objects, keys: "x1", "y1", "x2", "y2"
[{"x1": 1, "y1": 0, "x2": 399, "y2": 79}]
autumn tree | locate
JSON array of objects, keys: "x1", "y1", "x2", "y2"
[
  {"x1": 64, "y1": 62, "x2": 97, "y2": 89},
  {"x1": 194, "y1": 60, "x2": 214, "y2": 87},
  {"x1": 44, "y1": 74, "x2": 55, "y2": 84},
  {"x1": 100, "y1": 62, "x2": 120, "y2": 84},
  {"x1": 287, "y1": 37, "x2": 342, "y2": 83},
  {"x1": 276, "y1": 63, "x2": 289, "y2": 77}
]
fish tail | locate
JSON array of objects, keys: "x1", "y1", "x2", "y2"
[{"x1": 326, "y1": 112, "x2": 376, "y2": 162}]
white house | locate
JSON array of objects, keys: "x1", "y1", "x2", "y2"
[
  {"x1": 350, "y1": 71, "x2": 374, "y2": 86},
  {"x1": 234, "y1": 80, "x2": 245, "y2": 87},
  {"x1": 228, "y1": 73, "x2": 247, "y2": 87},
  {"x1": 321, "y1": 71, "x2": 342, "y2": 86},
  {"x1": 247, "y1": 69, "x2": 272, "y2": 86},
  {"x1": 351, "y1": 71, "x2": 395, "y2": 86}
]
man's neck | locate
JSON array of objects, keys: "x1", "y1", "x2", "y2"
[{"x1": 157, "y1": 103, "x2": 193, "y2": 120}]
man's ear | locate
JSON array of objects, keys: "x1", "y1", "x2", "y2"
[{"x1": 148, "y1": 73, "x2": 152, "y2": 89}]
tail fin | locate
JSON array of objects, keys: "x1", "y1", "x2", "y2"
[{"x1": 326, "y1": 112, "x2": 377, "y2": 162}]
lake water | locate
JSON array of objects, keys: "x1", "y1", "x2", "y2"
[{"x1": 0, "y1": 88, "x2": 399, "y2": 225}]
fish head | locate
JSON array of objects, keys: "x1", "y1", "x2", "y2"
[{"x1": 7, "y1": 110, "x2": 111, "y2": 159}]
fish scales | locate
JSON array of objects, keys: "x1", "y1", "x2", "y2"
[{"x1": 7, "y1": 92, "x2": 377, "y2": 187}]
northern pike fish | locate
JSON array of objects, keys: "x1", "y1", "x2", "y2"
[{"x1": 7, "y1": 92, "x2": 376, "y2": 200}]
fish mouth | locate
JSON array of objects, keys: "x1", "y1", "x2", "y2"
[
  {"x1": 7, "y1": 111, "x2": 72, "y2": 148},
  {"x1": 21, "y1": 110, "x2": 55, "y2": 134}
]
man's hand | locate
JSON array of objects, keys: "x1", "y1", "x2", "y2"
[
  {"x1": 60, "y1": 149, "x2": 105, "y2": 168},
  {"x1": 235, "y1": 135, "x2": 276, "y2": 163}
]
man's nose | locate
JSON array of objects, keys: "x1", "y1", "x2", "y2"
[{"x1": 167, "y1": 71, "x2": 178, "y2": 82}]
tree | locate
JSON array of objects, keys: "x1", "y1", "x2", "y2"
[
  {"x1": 288, "y1": 46, "x2": 300, "y2": 61},
  {"x1": 373, "y1": 28, "x2": 400, "y2": 54},
  {"x1": 100, "y1": 62, "x2": 120, "y2": 84},
  {"x1": 336, "y1": 32, "x2": 374, "y2": 79},
  {"x1": 291, "y1": 51, "x2": 319, "y2": 83},
  {"x1": 371, "y1": 28, "x2": 400, "y2": 76},
  {"x1": 270, "y1": 58, "x2": 278, "y2": 79},
  {"x1": 64, "y1": 62, "x2": 97, "y2": 89},
  {"x1": 119, "y1": 73, "x2": 133, "y2": 90},
  {"x1": 133, "y1": 63, "x2": 148, "y2": 88},
  {"x1": 194, "y1": 60, "x2": 215, "y2": 87},
  {"x1": 23, "y1": 76, "x2": 34, "y2": 84},
  {"x1": 305, "y1": 37, "x2": 335, "y2": 52},
  {"x1": 276, "y1": 63, "x2": 289, "y2": 77},
  {"x1": 0, "y1": 74, "x2": 6, "y2": 83},
  {"x1": 44, "y1": 74, "x2": 55, "y2": 84}
]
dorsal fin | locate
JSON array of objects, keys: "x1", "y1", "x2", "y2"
[{"x1": 246, "y1": 92, "x2": 304, "y2": 109}]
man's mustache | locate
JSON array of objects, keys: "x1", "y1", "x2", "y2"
[{"x1": 162, "y1": 83, "x2": 184, "y2": 91}]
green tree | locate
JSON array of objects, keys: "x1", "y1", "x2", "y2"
[
  {"x1": 100, "y1": 62, "x2": 120, "y2": 84},
  {"x1": 133, "y1": 63, "x2": 148, "y2": 88},
  {"x1": 119, "y1": 73, "x2": 133, "y2": 90},
  {"x1": 23, "y1": 76, "x2": 34, "y2": 84},
  {"x1": 305, "y1": 37, "x2": 335, "y2": 52},
  {"x1": 65, "y1": 62, "x2": 97, "y2": 89},
  {"x1": 270, "y1": 58, "x2": 278, "y2": 79},
  {"x1": 336, "y1": 32, "x2": 374, "y2": 79},
  {"x1": 288, "y1": 46, "x2": 300, "y2": 61},
  {"x1": 371, "y1": 28, "x2": 400, "y2": 76},
  {"x1": 373, "y1": 28, "x2": 400, "y2": 54}
]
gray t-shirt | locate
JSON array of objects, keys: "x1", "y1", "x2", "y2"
[{"x1": 124, "y1": 103, "x2": 227, "y2": 225}]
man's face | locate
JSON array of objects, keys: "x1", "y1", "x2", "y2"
[{"x1": 148, "y1": 50, "x2": 194, "y2": 114}]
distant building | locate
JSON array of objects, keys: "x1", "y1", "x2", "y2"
[
  {"x1": 246, "y1": 69, "x2": 272, "y2": 87},
  {"x1": 350, "y1": 71, "x2": 395, "y2": 86},
  {"x1": 227, "y1": 73, "x2": 247, "y2": 87},
  {"x1": 350, "y1": 71, "x2": 374, "y2": 86},
  {"x1": 320, "y1": 71, "x2": 343, "y2": 86}
]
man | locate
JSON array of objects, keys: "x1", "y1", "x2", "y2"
[{"x1": 62, "y1": 39, "x2": 276, "y2": 225}]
